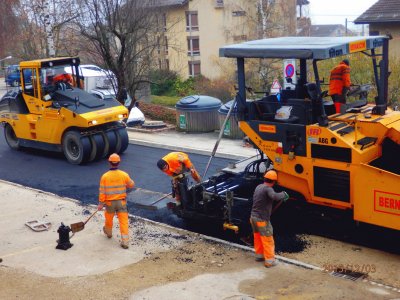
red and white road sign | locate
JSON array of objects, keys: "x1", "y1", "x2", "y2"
[{"x1": 270, "y1": 79, "x2": 281, "y2": 94}]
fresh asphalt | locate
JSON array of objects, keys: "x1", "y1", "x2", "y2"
[
  {"x1": 0, "y1": 131, "x2": 234, "y2": 229},
  {"x1": 0, "y1": 132, "x2": 230, "y2": 198}
]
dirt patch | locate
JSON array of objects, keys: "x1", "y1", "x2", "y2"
[
  {"x1": 1, "y1": 236, "x2": 398, "y2": 300},
  {"x1": 0, "y1": 236, "x2": 248, "y2": 299},
  {"x1": 281, "y1": 234, "x2": 400, "y2": 289}
]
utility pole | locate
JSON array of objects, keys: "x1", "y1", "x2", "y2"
[
  {"x1": 42, "y1": 0, "x2": 55, "y2": 57},
  {"x1": 345, "y1": 18, "x2": 348, "y2": 36}
]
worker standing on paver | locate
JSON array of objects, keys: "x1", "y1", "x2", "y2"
[
  {"x1": 98, "y1": 153, "x2": 134, "y2": 249},
  {"x1": 329, "y1": 59, "x2": 351, "y2": 113},
  {"x1": 250, "y1": 170, "x2": 289, "y2": 268},
  {"x1": 157, "y1": 152, "x2": 201, "y2": 206}
]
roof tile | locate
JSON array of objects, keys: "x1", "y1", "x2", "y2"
[{"x1": 355, "y1": 0, "x2": 400, "y2": 23}]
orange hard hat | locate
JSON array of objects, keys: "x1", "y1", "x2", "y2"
[
  {"x1": 108, "y1": 153, "x2": 120, "y2": 163},
  {"x1": 264, "y1": 170, "x2": 277, "y2": 181}
]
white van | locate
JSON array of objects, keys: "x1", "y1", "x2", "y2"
[{"x1": 65, "y1": 64, "x2": 117, "y2": 99}]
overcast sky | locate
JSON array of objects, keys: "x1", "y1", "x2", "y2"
[{"x1": 308, "y1": 0, "x2": 378, "y2": 27}]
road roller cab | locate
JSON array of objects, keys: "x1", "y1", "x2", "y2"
[{"x1": 0, "y1": 57, "x2": 129, "y2": 164}]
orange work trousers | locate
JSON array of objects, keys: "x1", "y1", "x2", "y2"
[
  {"x1": 250, "y1": 217, "x2": 275, "y2": 264},
  {"x1": 104, "y1": 199, "x2": 129, "y2": 243}
]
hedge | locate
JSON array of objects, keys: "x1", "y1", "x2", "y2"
[{"x1": 138, "y1": 101, "x2": 176, "y2": 124}]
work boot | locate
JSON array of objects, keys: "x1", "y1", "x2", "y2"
[
  {"x1": 103, "y1": 226, "x2": 112, "y2": 239},
  {"x1": 255, "y1": 257, "x2": 264, "y2": 262},
  {"x1": 264, "y1": 260, "x2": 278, "y2": 268},
  {"x1": 120, "y1": 241, "x2": 129, "y2": 249}
]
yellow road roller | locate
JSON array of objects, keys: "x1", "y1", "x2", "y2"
[{"x1": 0, "y1": 57, "x2": 129, "y2": 164}]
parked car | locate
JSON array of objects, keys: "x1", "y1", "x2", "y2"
[{"x1": 64, "y1": 64, "x2": 116, "y2": 92}]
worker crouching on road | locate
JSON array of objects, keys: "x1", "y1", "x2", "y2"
[
  {"x1": 157, "y1": 152, "x2": 201, "y2": 206},
  {"x1": 329, "y1": 59, "x2": 351, "y2": 113},
  {"x1": 98, "y1": 153, "x2": 134, "y2": 249},
  {"x1": 250, "y1": 170, "x2": 289, "y2": 268}
]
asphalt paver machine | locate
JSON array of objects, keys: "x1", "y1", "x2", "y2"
[{"x1": 170, "y1": 36, "x2": 400, "y2": 234}]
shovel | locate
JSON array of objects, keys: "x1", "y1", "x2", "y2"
[{"x1": 70, "y1": 210, "x2": 98, "y2": 233}]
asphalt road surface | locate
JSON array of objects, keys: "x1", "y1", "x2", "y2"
[
  {"x1": 0, "y1": 131, "x2": 236, "y2": 230},
  {"x1": 0, "y1": 131, "x2": 231, "y2": 202},
  {"x1": 1, "y1": 131, "x2": 399, "y2": 254}
]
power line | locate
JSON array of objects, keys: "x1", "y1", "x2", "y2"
[{"x1": 310, "y1": 14, "x2": 362, "y2": 17}]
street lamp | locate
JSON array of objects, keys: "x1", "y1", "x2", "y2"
[{"x1": 0, "y1": 56, "x2": 12, "y2": 62}]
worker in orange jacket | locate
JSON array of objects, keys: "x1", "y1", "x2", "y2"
[
  {"x1": 157, "y1": 152, "x2": 201, "y2": 205},
  {"x1": 250, "y1": 170, "x2": 289, "y2": 268},
  {"x1": 329, "y1": 59, "x2": 351, "y2": 113},
  {"x1": 53, "y1": 73, "x2": 73, "y2": 85},
  {"x1": 98, "y1": 153, "x2": 134, "y2": 249}
]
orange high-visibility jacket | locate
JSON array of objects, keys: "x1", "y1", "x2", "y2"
[
  {"x1": 99, "y1": 169, "x2": 134, "y2": 202},
  {"x1": 329, "y1": 62, "x2": 351, "y2": 96},
  {"x1": 53, "y1": 73, "x2": 73, "y2": 84},
  {"x1": 161, "y1": 152, "x2": 194, "y2": 177}
]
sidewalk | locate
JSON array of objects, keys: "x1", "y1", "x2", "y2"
[
  {"x1": 1, "y1": 180, "x2": 397, "y2": 299},
  {"x1": 126, "y1": 127, "x2": 257, "y2": 160}
]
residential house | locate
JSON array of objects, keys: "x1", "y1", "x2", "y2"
[
  {"x1": 354, "y1": 0, "x2": 400, "y2": 56},
  {"x1": 298, "y1": 24, "x2": 354, "y2": 37},
  {"x1": 151, "y1": 0, "x2": 297, "y2": 79}
]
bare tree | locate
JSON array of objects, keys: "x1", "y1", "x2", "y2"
[
  {"x1": 7, "y1": 0, "x2": 80, "y2": 60},
  {"x1": 219, "y1": 0, "x2": 296, "y2": 92},
  {"x1": 0, "y1": 0, "x2": 20, "y2": 58},
  {"x1": 76, "y1": 0, "x2": 164, "y2": 105}
]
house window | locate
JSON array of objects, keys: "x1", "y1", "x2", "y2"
[
  {"x1": 215, "y1": 0, "x2": 224, "y2": 7},
  {"x1": 158, "y1": 59, "x2": 169, "y2": 70},
  {"x1": 187, "y1": 37, "x2": 200, "y2": 56},
  {"x1": 186, "y1": 11, "x2": 198, "y2": 31},
  {"x1": 188, "y1": 61, "x2": 201, "y2": 77},
  {"x1": 157, "y1": 37, "x2": 168, "y2": 55},
  {"x1": 157, "y1": 39, "x2": 161, "y2": 55},
  {"x1": 156, "y1": 13, "x2": 167, "y2": 32},
  {"x1": 232, "y1": 11, "x2": 246, "y2": 17},
  {"x1": 166, "y1": 59, "x2": 169, "y2": 71},
  {"x1": 162, "y1": 13, "x2": 167, "y2": 31},
  {"x1": 164, "y1": 36, "x2": 168, "y2": 55}
]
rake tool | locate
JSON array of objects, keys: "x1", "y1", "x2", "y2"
[{"x1": 131, "y1": 192, "x2": 173, "y2": 211}]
